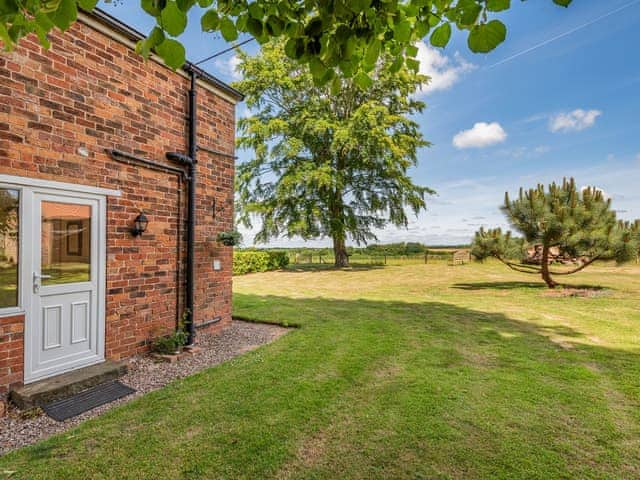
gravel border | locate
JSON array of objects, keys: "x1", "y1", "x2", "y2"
[{"x1": 0, "y1": 320, "x2": 289, "y2": 456}]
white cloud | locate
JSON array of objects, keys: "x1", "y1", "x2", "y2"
[
  {"x1": 549, "y1": 109, "x2": 602, "y2": 133},
  {"x1": 214, "y1": 54, "x2": 241, "y2": 81},
  {"x1": 635, "y1": 153, "x2": 640, "y2": 163},
  {"x1": 452, "y1": 122, "x2": 507, "y2": 149},
  {"x1": 414, "y1": 42, "x2": 475, "y2": 95}
]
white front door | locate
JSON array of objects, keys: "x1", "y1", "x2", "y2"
[{"x1": 25, "y1": 193, "x2": 105, "y2": 382}]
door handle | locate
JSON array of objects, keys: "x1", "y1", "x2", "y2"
[{"x1": 33, "y1": 272, "x2": 52, "y2": 293}]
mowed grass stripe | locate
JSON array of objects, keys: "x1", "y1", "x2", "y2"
[{"x1": 0, "y1": 261, "x2": 639, "y2": 479}]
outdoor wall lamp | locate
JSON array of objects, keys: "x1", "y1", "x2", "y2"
[{"x1": 131, "y1": 212, "x2": 149, "y2": 237}]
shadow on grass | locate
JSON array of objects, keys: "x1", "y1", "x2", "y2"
[
  {"x1": 283, "y1": 263, "x2": 384, "y2": 273},
  {"x1": 452, "y1": 281, "x2": 607, "y2": 291},
  {"x1": 3, "y1": 294, "x2": 639, "y2": 478},
  {"x1": 233, "y1": 293, "x2": 638, "y2": 381}
]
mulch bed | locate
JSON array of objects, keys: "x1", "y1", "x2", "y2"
[{"x1": 0, "y1": 320, "x2": 289, "y2": 456}]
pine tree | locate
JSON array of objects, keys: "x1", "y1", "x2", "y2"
[{"x1": 472, "y1": 178, "x2": 639, "y2": 288}]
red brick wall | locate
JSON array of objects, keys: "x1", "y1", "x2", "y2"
[
  {"x1": 0, "y1": 14, "x2": 236, "y2": 392},
  {"x1": 0, "y1": 315, "x2": 24, "y2": 394}
]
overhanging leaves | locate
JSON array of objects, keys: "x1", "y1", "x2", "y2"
[
  {"x1": 468, "y1": 20, "x2": 507, "y2": 53},
  {"x1": 0, "y1": 1, "x2": 573, "y2": 80},
  {"x1": 155, "y1": 37, "x2": 185, "y2": 69}
]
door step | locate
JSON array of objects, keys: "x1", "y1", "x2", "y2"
[{"x1": 10, "y1": 361, "x2": 128, "y2": 410}]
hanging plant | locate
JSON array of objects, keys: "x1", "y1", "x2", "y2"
[{"x1": 216, "y1": 231, "x2": 242, "y2": 247}]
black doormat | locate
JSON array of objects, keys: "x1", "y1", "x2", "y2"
[{"x1": 42, "y1": 381, "x2": 136, "y2": 422}]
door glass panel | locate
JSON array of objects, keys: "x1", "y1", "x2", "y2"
[
  {"x1": 0, "y1": 188, "x2": 19, "y2": 308},
  {"x1": 41, "y1": 202, "x2": 91, "y2": 285}
]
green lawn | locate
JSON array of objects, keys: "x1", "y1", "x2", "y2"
[
  {"x1": 0, "y1": 265, "x2": 18, "y2": 308},
  {"x1": 2, "y1": 261, "x2": 640, "y2": 479}
]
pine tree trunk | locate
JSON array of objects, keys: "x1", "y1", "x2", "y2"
[
  {"x1": 541, "y1": 244, "x2": 557, "y2": 288},
  {"x1": 333, "y1": 235, "x2": 349, "y2": 268}
]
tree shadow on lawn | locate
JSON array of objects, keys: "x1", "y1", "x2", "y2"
[
  {"x1": 229, "y1": 294, "x2": 640, "y2": 476},
  {"x1": 3, "y1": 295, "x2": 640, "y2": 479},
  {"x1": 283, "y1": 263, "x2": 384, "y2": 273},
  {"x1": 452, "y1": 281, "x2": 607, "y2": 291}
]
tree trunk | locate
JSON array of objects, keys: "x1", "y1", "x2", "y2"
[
  {"x1": 333, "y1": 235, "x2": 349, "y2": 268},
  {"x1": 540, "y1": 244, "x2": 557, "y2": 288}
]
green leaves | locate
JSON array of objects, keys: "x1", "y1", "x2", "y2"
[
  {"x1": 430, "y1": 23, "x2": 451, "y2": 48},
  {"x1": 136, "y1": 26, "x2": 164, "y2": 57},
  {"x1": 160, "y1": 1, "x2": 187, "y2": 37},
  {"x1": 354, "y1": 71, "x2": 373, "y2": 89},
  {"x1": 200, "y1": 9, "x2": 219, "y2": 31},
  {"x1": 155, "y1": 37, "x2": 185, "y2": 69},
  {"x1": 468, "y1": 20, "x2": 507, "y2": 53},
  {"x1": 219, "y1": 16, "x2": 238, "y2": 41},
  {"x1": 393, "y1": 19, "x2": 412, "y2": 43},
  {"x1": 454, "y1": 0, "x2": 482, "y2": 26},
  {"x1": 234, "y1": 42, "x2": 431, "y2": 251},
  {"x1": 487, "y1": 0, "x2": 510, "y2": 12},
  {"x1": 141, "y1": 0, "x2": 166, "y2": 17},
  {"x1": 77, "y1": 0, "x2": 99, "y2": 10},
  {"x1": 364, "y1": 39, "x2": 381, "y2": 66},
  {"x1": 0, "y1": 0, "x2": 574, "y2": 82},
  {"x1": 47, "y1": 0, "x2": 77, "y2": 31},
  {"x1": 308, "y1": 57, "x2": 326, "y2": 79}
]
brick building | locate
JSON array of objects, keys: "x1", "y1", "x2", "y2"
[{"x1": 0, "y1": 9, "x2": 242, "y2": 394}]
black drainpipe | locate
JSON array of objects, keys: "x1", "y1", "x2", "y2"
[
  {"x1": 167, "y1": 70, "x2": 197, "y2": 345},
  {"x1": 186, "y1": 70, "x2": 197, "y2": 345}
]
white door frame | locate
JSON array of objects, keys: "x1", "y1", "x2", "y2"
[{"x1": 0, "y1": 174, "x2": 119, "y2": 384}]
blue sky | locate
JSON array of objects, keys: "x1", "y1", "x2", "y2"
[{"x1": 100, "y1": 0, "x2": 640, "y2": 246}]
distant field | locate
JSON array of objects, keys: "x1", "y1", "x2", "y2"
[
  {"x1": 283, "y1": 247, "x2": 466, "y2": 266},
  {"x1": 3, "y1": 260, "x2": 640, "y2": 478}
]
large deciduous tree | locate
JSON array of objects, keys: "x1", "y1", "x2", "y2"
[
  {"x1": 1, "y1": 1, "x2": 573, "y2": 76},
  {"x1": 472, "y1": 178, "x2": 639, "y2": 288},
  {"x1": 234, "y1": 42, "x2": 432, "y2": 267}
]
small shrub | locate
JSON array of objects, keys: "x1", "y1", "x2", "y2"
[
  {"x1": 266, "y1": 251, "x2": 289, "y2": 270},
  {"x1": 152, "y1": 334, "x2": 183, "y2": 355},
  {"x1": 151, "y1": 311, "x2": 190, "y2": 354},
  {"x1": 233, "y1": 250, "x2": 290, "y2": 275}
]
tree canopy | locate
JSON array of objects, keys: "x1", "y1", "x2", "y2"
[
  {"x1": 1, "y1": 1, "x2": 573, "y2": 79},
  {"x1": 472, "y1": 178, "x2": 640, "y2": 288},
  {"x1": 234, "y1": 41, "x2": 432, "y2": 267}
]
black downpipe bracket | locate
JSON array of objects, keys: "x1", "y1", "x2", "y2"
[{"x1": 185, "y1": 70, "x2": 198, "y2": 345}]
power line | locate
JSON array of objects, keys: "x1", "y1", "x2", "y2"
[
  {"x1": 194, "y1": 37, "x2": 255, "y2": 66},
  {"x1": 487, "y1": 0, "x2": 640, "y2": 69}
]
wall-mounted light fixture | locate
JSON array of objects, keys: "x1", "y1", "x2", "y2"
[{"x1": 131, "y1": 212, "x2": 149, "y2": 237}]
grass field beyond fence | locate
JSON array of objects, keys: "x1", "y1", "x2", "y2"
[
  {"x1": 1, "y1": 260, "x2": 639, "y2": 479},
  {"x1": 281, "y1": 248, "x2": 462, "y2": 267}
]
